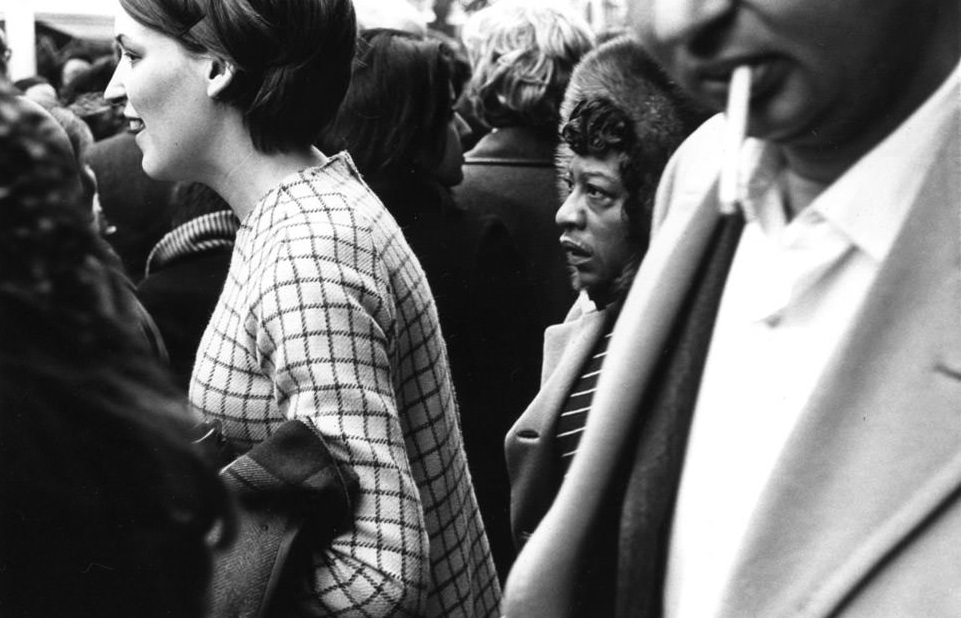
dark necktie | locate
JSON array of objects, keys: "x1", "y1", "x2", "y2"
[{"x1": 615, "y1": 212, "x2": 745, "y2": 617}]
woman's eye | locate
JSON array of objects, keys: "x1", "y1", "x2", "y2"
[
  {"x1": 120, "y1": 49, "x2": 140, "y2": 64},
  {"x1": 586, "y1": 185, "x2": 607, "y2": 199},
  {"x1": 585, "y1": 184, "x2": 615, "y2": 207}
]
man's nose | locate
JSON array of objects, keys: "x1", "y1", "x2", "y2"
[{"x1": 635, "y1": 0, "x2": 734, "y2": 49}]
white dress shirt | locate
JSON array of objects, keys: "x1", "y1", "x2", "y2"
[{"x1": 664, "y1": 61, "x2": 961, "y2": 618}]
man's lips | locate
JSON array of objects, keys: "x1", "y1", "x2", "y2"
[{"x1": 692, "y1": 56, "x2": 789, "y2": 103}]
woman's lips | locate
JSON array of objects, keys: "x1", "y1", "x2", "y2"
[
  {"x1": 560, "y1": 237, "x2": 592, "y2": 265},
  {"x1": 127, "y1": 117, "x2": 145, "y2": 134}
]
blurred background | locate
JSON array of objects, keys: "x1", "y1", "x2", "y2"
[{"x1": 0, "y1": 0, "x2": 628, "y2": 83}]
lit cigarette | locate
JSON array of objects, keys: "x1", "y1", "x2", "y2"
[{"x1": 719, "y1": 65, "x2": 752, "y2": 215}]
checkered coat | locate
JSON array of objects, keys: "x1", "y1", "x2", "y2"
[{"x1": 191, "y1": 154, "x2": 500, "y2": 616}]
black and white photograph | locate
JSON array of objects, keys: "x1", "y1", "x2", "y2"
[{"x1": 1, "y1": 0, "x2": 958, "y2": 615}]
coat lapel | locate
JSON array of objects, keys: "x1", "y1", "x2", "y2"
[
  {"x1": 721, "y1": 125, "x2": 961, "y2": 617},
  {"x1": 516, "y1": 306, "x2": 611, "y2": 439},
  {"x1": 505, "y1": 306, "x2": 612, "y2": 543}
]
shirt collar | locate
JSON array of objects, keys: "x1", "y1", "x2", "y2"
[{"x1": 736, "y1": 59, "x2": 961, "y2": 262}]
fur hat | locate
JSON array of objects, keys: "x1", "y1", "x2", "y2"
[{"x1": 555, "y1": 35, "x2": 708, "y2": 196}]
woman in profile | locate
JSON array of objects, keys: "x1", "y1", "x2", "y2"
[{"x1": 104, "y1": 1, "x2": 499, "y2": 616}]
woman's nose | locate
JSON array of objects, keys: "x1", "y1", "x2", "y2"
[
  {"x1": 555, "y1": 191, "x2": 585, "y2": 229},
  {"x1": 103, "y1": 62, "x2": 127, "y2": 104}
]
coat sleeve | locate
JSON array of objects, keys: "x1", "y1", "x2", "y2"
[{"x1": 251, "y1": 217, "x2": 430, "y2": 616}]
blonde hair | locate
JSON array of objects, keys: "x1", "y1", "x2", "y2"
[{"x1": 464, "y1": 0, "x2": 594, "y2": 132}]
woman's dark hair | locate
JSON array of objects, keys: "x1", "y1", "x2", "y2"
[
  {"x1": 426, "y1": 28, "x2": 472, "y2": 100},
  {"x1": 0, "y1": 92, "x2": 115, "y2": 316},
  {"x1": 0, "y1": 93, "x2": 128, "y2": 329},
  {"x1": 47, "y1": 105, "x2": 98, "y2": 211},
  {"x1": 0, "y1": 86, "x2": 232, "y2": 618},
  {"x1": 319, "y1": 28, "x2": 457, "y2": 178},
  {"x1": 119, "y1": 0, "x2": 357, "y2": 153}
]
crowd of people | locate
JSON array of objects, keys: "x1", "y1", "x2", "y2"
[{"x1": 1, "y1": 0, "x2": 959, "y2": 616}]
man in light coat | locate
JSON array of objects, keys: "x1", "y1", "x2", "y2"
[{"x1": 504, "y1": 0, "x2": 961, "y2": 616}]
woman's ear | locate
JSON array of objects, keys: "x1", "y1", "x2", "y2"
[{"x1": 206, "y1": 58, "x2": 235, "y2": 98}]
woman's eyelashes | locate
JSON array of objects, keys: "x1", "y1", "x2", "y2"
[
  {"x1": 585, "y1": 183, "x2": 610, "y2": 201},
  {"x1": 115, "y1": 39, "x2": 142, "y2": 65},
  {"x1": 119, "y1": 48, "x2": 141, "y2": 65},
  {"x1": 579, "y1": 179, "x2": 615, "y2": 208}
]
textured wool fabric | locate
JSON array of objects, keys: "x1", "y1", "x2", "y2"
[{"x1": 191, "y1": 154, "x2": 500, "y2": 616}]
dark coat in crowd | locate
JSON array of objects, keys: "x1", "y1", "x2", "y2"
[
  {"x1": 455, "y1": 126, "x2": 576, "y2": 336},
  {"x1": 137, "y1": 210, "x2": 238, "y2": 391},
  {"x1": 369, "y1": 173, "x2": 540, "y2": 580}
]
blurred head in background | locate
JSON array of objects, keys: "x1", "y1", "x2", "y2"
[
  {"x1": 321, "y1": 28, "x2": 470, "y2": 187},
  {"x1": 462, "y1": 0, "x2": 594, "y2": 137}
]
